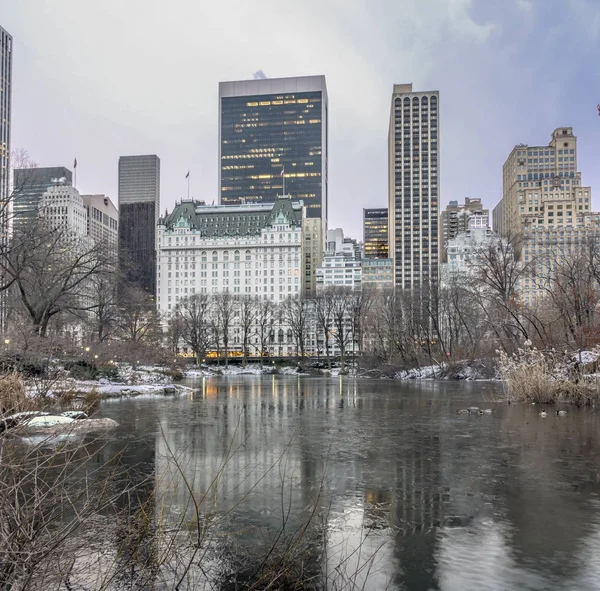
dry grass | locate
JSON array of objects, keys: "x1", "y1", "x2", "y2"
[
  {"x1": 498, "y1": 345, "x2": 600, "y2": 405},
  {"x1": 0, "y1": 371, "x2": 37, "y2": 414}
]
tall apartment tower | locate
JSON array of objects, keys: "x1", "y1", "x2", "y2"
[
  {"x1": 0, "y1": 26, "x2": 11, "y2": 332},
  {"x1": 219, "y1": 75, "x2": 328, "y2": 236},
  {"x1": 363, "y1": 208, "x2": 389, "y2": 258},
  {"x1": 0, "y1": 26, "x2": 11, "y2": 233},
  {"x1": 439, "y1": 198, "x2": 489, "y2": 261},
  {"x1": 500, "y1": 127, "x2": 594, "y2": 305},
  {"x1": 118, "y1": 155, "x2": 160, "y2": 295},
  {"x1": 388, "y1": 84, "x2": 439, "y2": 289}
]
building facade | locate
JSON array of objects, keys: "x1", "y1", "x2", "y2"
[
  {"x1": 13, "y1": 167, "x2": 73, "y2": 230},
  {"x1": 219, "y1": 76, "x2": 328, "y2": 234},
  {"x1": 499, "y1": 127, "x2": 595, "y2": 304},
  {"x1": 118, "y1": 155, "x2": 160, "y2": 294},
  {"x1": 440, "y1": 198, "x2": 489, "y2": 262},
  {"x1": 82, "y1": 194, "x2": 119, "y2": 254},
  {"x1": 301, "y1": 217, "x2": 323, "y2": 298},
  {"x1": 361, "y1": 258, "x2": 393, "y2": 289},
  {"x1": 316, "y1": 229, "x2": 362, "y2": 292},
  {"x1": 440, "y1": 228, "x2": 501, "y2": 285},
  {"x1": 0, "y1": 25, "x2": 11, "y2": 234},
  {"x1": 363, "y1": 208, "x2": 388, "y2": 259},
  {"x1": 156, "y1": 198, "x2": 304, "y2": 313},
  {"x1": 39, "y1": 183, "x2": 88, "y2": 238},
  {"x1": 388, "y1": 83, "x2": 439, "y2": 289}
]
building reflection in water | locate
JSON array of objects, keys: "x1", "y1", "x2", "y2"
[{"x1": 99, "y1": 377, "x2": 600, "y2": 589}]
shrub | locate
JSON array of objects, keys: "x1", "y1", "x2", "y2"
[
  {"x1": 65, "y1": 360, "x2": 98, "y2": 381},
  {"x1": 0, "y1": 372, "x2": 32, "y2": 414},
  {"x1": 498, "y1": 343, "x2": 599, "y2": 405}
]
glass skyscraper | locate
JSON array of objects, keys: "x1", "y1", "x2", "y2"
[
  {"x1": 363, "y1": 208, "x2": 389, "y2": 259},
  {"x1": 0, "y1": 26, "x2": 11, "y2": 332},
  {"x1": 0, "y1": 26, "x2": 11, "y2": 235},
  {"x1": 118, "y1": 155, "x2": 160, "y2": 295},
  {"x1": 219, "y1": 76, "x2": 328, "y2": 231}
]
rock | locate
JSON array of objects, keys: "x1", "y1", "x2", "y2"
[
  {"x1": 23, "y1": 417, "x2": 119, "y2": 435},
  {"x1": 61, "y1": 410, "x2": 88, "y2": 420}
]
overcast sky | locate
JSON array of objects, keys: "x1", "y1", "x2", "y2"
[{"x1": 2, "y1": 0, "x2": 599, "y2": 238}]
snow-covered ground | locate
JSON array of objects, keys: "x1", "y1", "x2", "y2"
[{"x1": 184, "y1": 365, "x2": 307, "y2": 378}]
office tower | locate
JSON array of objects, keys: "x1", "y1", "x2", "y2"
[
  {"x1": 439, "y1": 198, "x2": 489, "y2": 261},
  {"x1": 388, "y1": 84, "x2": 439, "y2": 289},
  {"x1": 363, "y1": 208, "x2": 389, "y2": 259},
  {"x1": 0, "y1": 26, "x2": 11, "y2": 232},
  {"x1": 39, "y1": 183, "x2": 87, "y2": 238},
  {"x1": 118, "y1": 155, "x2": 160, "y2": 294},
  {"x1": 0, "y1": 26, "x2": 12, "y2": 332},
  {"x1": 500, "y1": 127, "x2": 595, "y2": 304},
  {"x1": 12, "y1": 167, "x2": 73, "y2": 230},
  {"x1": 82, "y1": 194, "x2": 119, "y2": 254},
  {"x1": 219, "y1": 75, "x2": 328, "y2": 234}
]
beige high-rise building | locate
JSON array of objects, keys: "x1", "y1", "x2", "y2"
[
  {"x1": 500, "y1": 127, "x2": 590, "y2": 237},
  {"x1": 388, "y1": 83, "x2": 439, "y2": 289},
  {"x1": 499, "y1": 127, "x2": 595, "y2": 304},
  {"x1": 302, "y1": 217, "x2": 323, "y2": 297}
]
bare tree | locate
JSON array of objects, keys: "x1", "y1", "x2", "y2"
[
  {"x1": 238, "y1": 295, "x2": 256, "y2": 367},
  {"x1": 175, "y1": 293, "x2": 213, "y2": 365},
  {"x1": 87, "y1": 272, "x2": 121, "y2": 342},
  {"x1": 314, "y1": 289, "x2": 334, "y2": 369},
  {"x1": 254, "y1": 296, "x2": 275, "y2": 367},
  {"x1": 281, "y1": 294, "x2": 308, "y2": 360},
  {"x1": 330, "y1": 287, "x2": 354, "y2": 373},
  {"x1": 213, "y1": 292, "x2": 237, "y2": 367},
  {"x1": 348, "y1": 287, "x2": 375, "y2": 363},
  {"x1": 117, "y1": 284, "x2": 161, "y2": 344},
  {"x1": 2, "y1": 221, "x2": 115, "y2": 337}
]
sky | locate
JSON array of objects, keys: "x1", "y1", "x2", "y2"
[{"x1": 2, "y1": 0, "x2": 600, "y2": 238}]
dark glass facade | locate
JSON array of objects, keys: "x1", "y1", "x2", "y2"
[
  {"x1": 363, "y1": 208, "x2": 389, "y2": 258},
  {"x1": 118, "y1": 201, "x2": 156, "y2": 294},
  {"x1": 220, "y1": 92, "x2": 324, "y2": 219},
  {"x1": 118, "y1": 155, "x2": 160, "y2": 295}
]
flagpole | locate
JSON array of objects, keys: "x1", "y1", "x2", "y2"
[
  {"x1": 283, "y1": 168, "x2": 285, "y2": 197},
  {"x1": 187, "y1": 175, "x2": 190, "y2": 200}
]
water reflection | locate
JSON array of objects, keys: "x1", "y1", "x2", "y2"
[{"x1": 95, "y1": 377, "x2": 600, "y2": 590}]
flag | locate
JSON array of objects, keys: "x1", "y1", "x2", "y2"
[
  {"x1": 186, "y1": 171, "x2": 190, "y2": 179},
  {"x1": 73, "y1": 158, "x2": 77, "y2": 169},
  {"x1": 280, "y1": 167, "x2": 285, "y2": 177}
]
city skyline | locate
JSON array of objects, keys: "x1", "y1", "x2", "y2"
[{"x1": 2, "y1": 1, "x2": 600, "y2": 238}]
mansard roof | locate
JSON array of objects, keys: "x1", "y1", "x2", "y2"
[{"x1": 158, "y1": 198, "x2": 304, "y2": 238}]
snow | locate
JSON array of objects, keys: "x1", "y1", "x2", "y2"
[
  {"x1": 25, "y1": 378, "x2": 192, "y2": 399},
  {"x1": 574, "y1": 351, "x2": 600, "y2": 365},
  {"x1": 26, "y1": 415, "x2": 74, "y2": 427}
]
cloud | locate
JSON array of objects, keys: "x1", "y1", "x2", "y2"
[{"x1": 2, "y1": 0, "x2": 599, "y2": 238}]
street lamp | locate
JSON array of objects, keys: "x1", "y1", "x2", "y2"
[{"x1": 85, "y1": 347, "x2": 90, "y2": 353}]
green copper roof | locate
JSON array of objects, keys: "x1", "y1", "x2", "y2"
[{"x1": 159, "y1": 198, "x2": 303, "y2": 238}]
